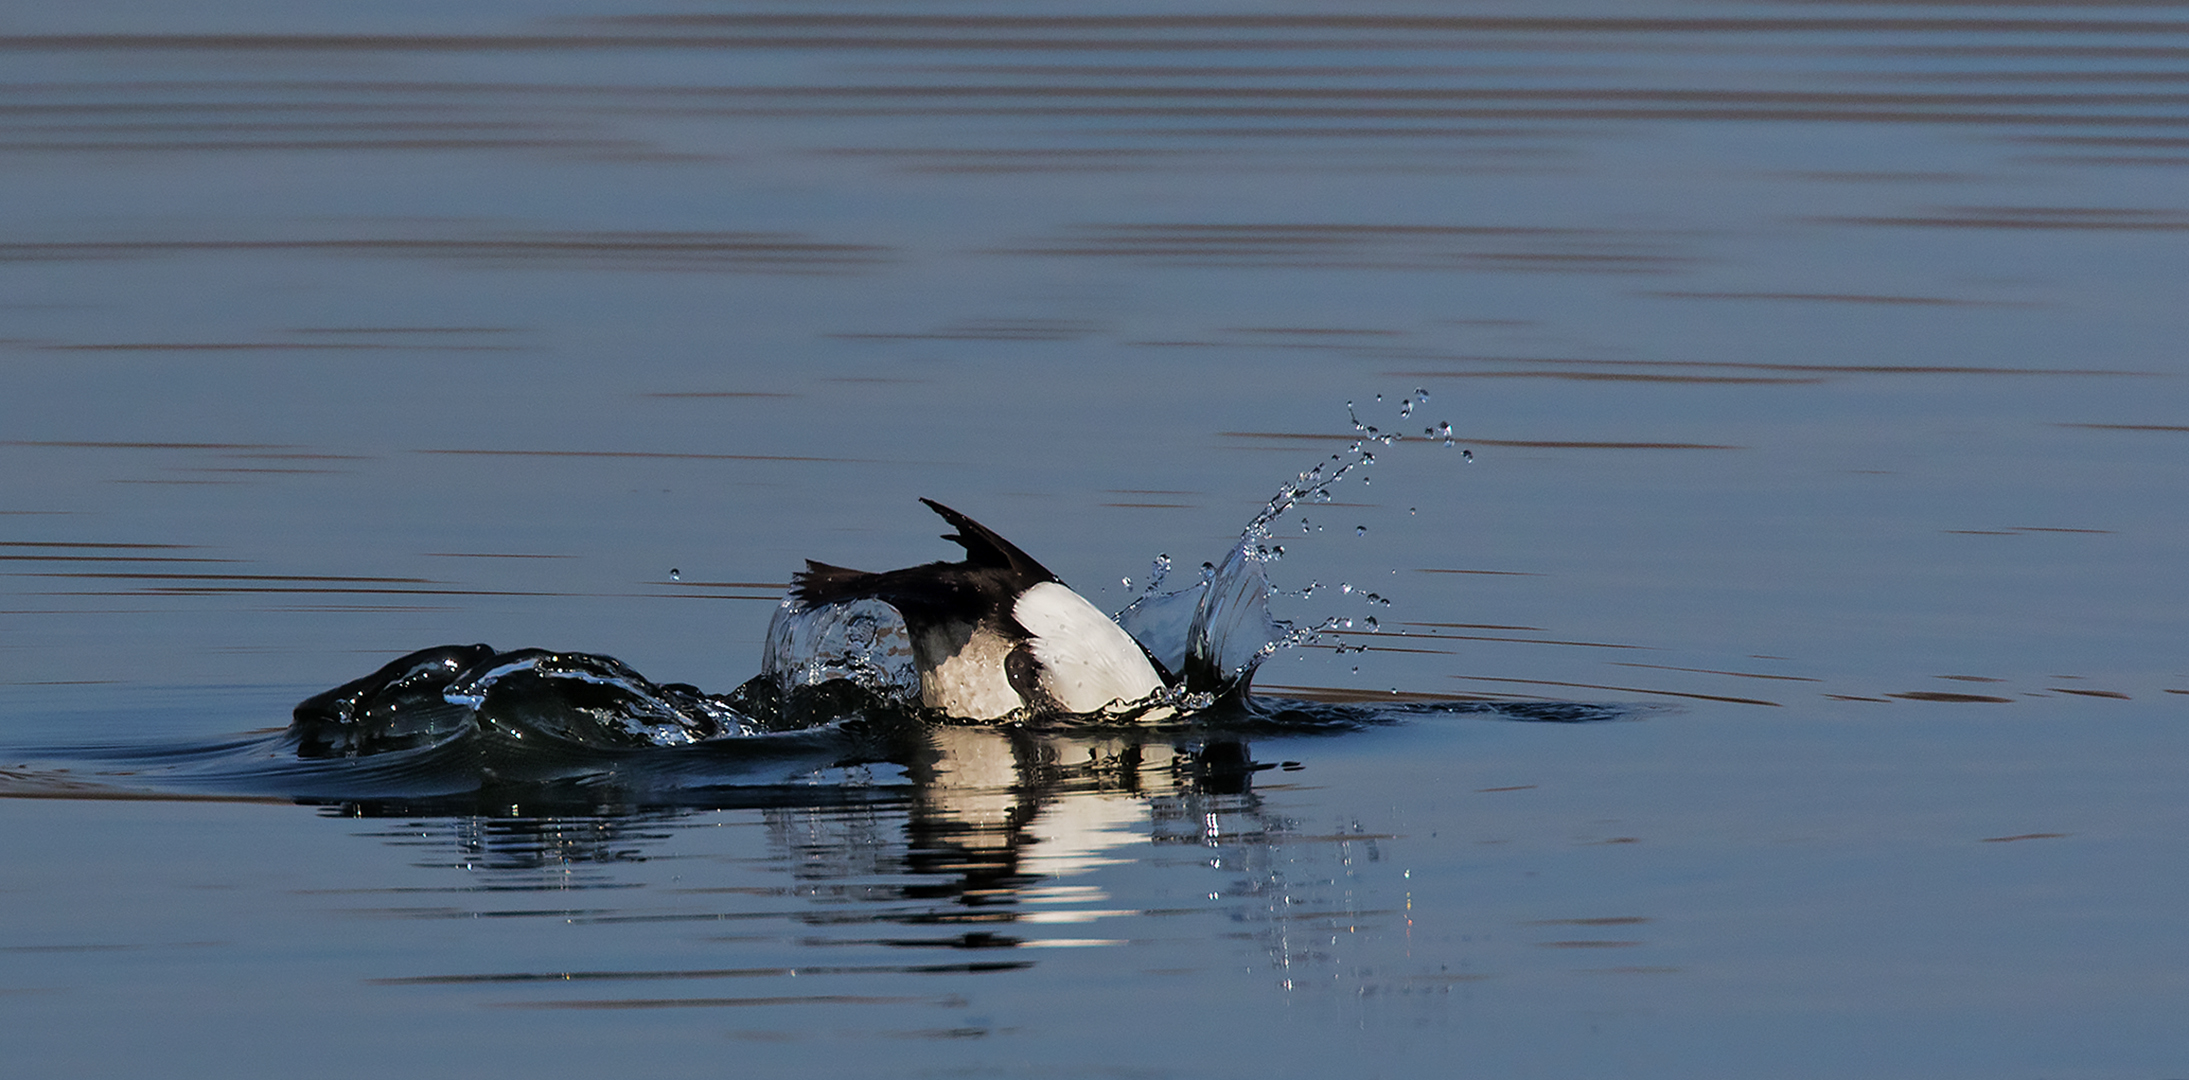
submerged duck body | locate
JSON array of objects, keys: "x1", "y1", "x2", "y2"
[{"x1": 792, "y1": 499, "x2": 1169, "y2": 720}]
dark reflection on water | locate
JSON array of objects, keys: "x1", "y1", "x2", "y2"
[
  {"x1": 0, "y1": 234, "x2": 890, "y2": 273},
  {"x1": 7, "y1": 5, "x2": 2188, "y2": 184},
  {"x1": 992, "y1": 222, "x2": 1695, "y2": 273}
]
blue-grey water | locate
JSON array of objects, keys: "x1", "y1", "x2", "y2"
[{"x1": 4, "y1": 2, "x2": 2187, "y2": 1077}]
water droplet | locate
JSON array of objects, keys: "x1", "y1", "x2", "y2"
[
  {"x1": 1355, "y1": 525, "x2": 1367, "y2": 537},
  {"x1": 1351, "y1": 666, "x2": 1361, "y2": 675},
  {"x1": 1364, "y1": 616, "x2": 1379, "y2": 632},
  {"x1": 1340, "y1": 583, "x2": 1354, "y2": 595},
  {"x1": 1399, "y1": 397, "x2": 1414, "y2": 417},
  {"x1": 1415, "y1": 387, "x2": 1429, "y2": 402},
  {"x1": 1122, "y1": 577, "x2": 1132, "y2": 589},
  {"x1": 669, "y1": 568, "x2": 681, "y2": 581},
  {"x1": 1409, "y1": 507, "x2": 1418, "y2": 515},
  {"x1": 1462, "y1": 449, "x2": 1474, "y2": 462}
]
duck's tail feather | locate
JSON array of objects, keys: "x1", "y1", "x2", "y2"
[
  {"x1": 789, "y1": 560, "x2": 880, "y2": 605},
  {"x1": 919, "y1": 498, "x2": 1058, "y2": 583}
]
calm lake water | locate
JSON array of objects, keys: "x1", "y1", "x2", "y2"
[{"x1": 4, "y1": 2, "x2": 2186, "y2": 1077}]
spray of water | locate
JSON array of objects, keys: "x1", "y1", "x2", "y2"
[{"x1": 1117, "y1": 389, "x2": 1465, "y2": 700}]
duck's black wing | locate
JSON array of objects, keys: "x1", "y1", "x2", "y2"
[{"x1": 788, "y1": 500, "x2": 1057, "y2": 622}]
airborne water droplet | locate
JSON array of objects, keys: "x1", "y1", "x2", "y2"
[
  {"x1": 1355, "y1": 525, "x2": 1367, "y2": 537},
  {"x1": 669, "y1": 568, "x2": 681, "y2": 581}
]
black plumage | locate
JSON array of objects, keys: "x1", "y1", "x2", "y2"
[
  {"x1": 792, "y1": 498, "x2": 1058, "y2": 626},
  {"x1": 789, "y1": 499, "x2": 1172, "y2": 717}
]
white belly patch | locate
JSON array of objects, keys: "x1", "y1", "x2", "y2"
[{"x1": 914, "y1": 621, "x2": 1023, "y2": 720}]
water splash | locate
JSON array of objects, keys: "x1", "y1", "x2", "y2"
[
  {"x1": 761, "y1": 596, "x2": 919, "y2": 701},
  {"x1": 1115, "y1": 392, "x2": 1469, "y2": 701}
]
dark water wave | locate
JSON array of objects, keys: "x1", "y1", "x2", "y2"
[{"x1": 0, "y1": 642, "x2": 1620, "y2": 814}]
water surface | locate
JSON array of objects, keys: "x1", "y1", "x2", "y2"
[{"x1": 4, "y1": 1, "x2": 2186, "y2": 1077}]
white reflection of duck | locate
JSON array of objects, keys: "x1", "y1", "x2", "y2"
[
  {"x1": 916, "y1": 726, "x2": 1172, "y2": 874},
  {"x1": 791, "y1": 499, "x2": 1169, "y2": 720},
  {"x1": 910, "y1": 726, "x2": 1168, "y2": 945}
]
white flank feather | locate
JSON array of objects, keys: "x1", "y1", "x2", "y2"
[{"x1": 1013, "y1": 581, "x2": 1164, "y2": 713}]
